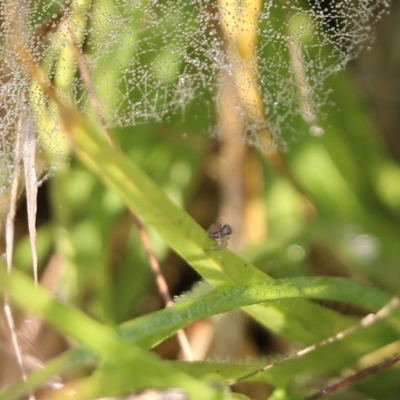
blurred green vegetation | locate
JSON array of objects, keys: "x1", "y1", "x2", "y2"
[{"x1": 1, "y1": 0, "x2": 400, "y2": 399}]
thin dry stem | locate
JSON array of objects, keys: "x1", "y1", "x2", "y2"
[
  {"x1": 21, "y1": 106, "x2": 39, "y2": 286},
  {"x1": 3, "y1": 3, "x2": 39, "y2": 398},
  {"x1": 73, "y1": 46, "x2": 193, "y2": 361},
  {"x1": 4, "y1": 114, "x2": 34, "y2": 398},
  {"x1": 305, "y1": 352, "x2": 400, "y2": 400},
  {"x1": 234, "y1": 295, "x2": 400, "y2": 383},
  {"x1": 131, "y1": 211, "x2": 193, "y2": 360},
  {"x1": 71, "y1": 45, "x2": 114, "y2": 148},
  {"x1": 5, "y1": 117, "x2": 22, "y2": 274},
  {"x1": 304, "y1": 295, "x2": 400, "y2": 399}
]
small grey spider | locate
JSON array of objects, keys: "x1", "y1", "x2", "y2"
[{"x1": 207, "y1": 219, "x2": 232, "y2": 250}]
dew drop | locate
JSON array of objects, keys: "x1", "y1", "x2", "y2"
[{"x1": 309, "y1": 125, "x2": 324, "y2": 137}]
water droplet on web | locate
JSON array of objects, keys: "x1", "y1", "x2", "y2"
[
  {"x1": 309, "y1": 125, "x2": 324, "y2": 137},
  {"x1": 287, "y1": 244, "x2": 305, "y2": 261},
  {"x1": 0, "y1": 0, "x2": 389, "y2": 199}
]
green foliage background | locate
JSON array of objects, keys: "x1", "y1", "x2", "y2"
[{"x1": 1, "y1": 0, "x2": 400, "y2": 399}]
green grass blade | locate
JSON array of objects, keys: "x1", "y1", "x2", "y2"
[
  {"x1": 0, "y1": 349, "x2": 93, "y2": 400},
  {"x1": 55, "y1": 107, "x2": 355, "y2": 344},
  {"x1": 1, "y1": 263, "x2": 397, "y2": 399},
  {"x1": 118, "y1": 276, "x2": 395, "y2": 348},
  {"x1": 0, "y1": 266, "x2": 121, "y2": 357},
  {"x1": 0, "y1": 265, "x2": 231, "y2": 400}
]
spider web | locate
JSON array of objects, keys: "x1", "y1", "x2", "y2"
[
  {"x1": 0, "y1": 0, "x2": 391, "y2": 199},
  {"x1": 0, "y1": 1, "x2": 392, "y2": 393}
]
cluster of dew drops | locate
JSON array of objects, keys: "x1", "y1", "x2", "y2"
[{"x1": 0, "y1": 0, "x2": 391, "y2": 190}]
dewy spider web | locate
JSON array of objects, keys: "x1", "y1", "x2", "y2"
[
  {"x1": 0, "y1": 1, "x2": 392, "y2": 395},
  {"x1": 0, "y1": 0, "x2": 391, "y2": 197}
]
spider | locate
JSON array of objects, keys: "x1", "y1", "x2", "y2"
[{"x1": 207, "y1": 219, "x2": 232, "y2": 250}]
